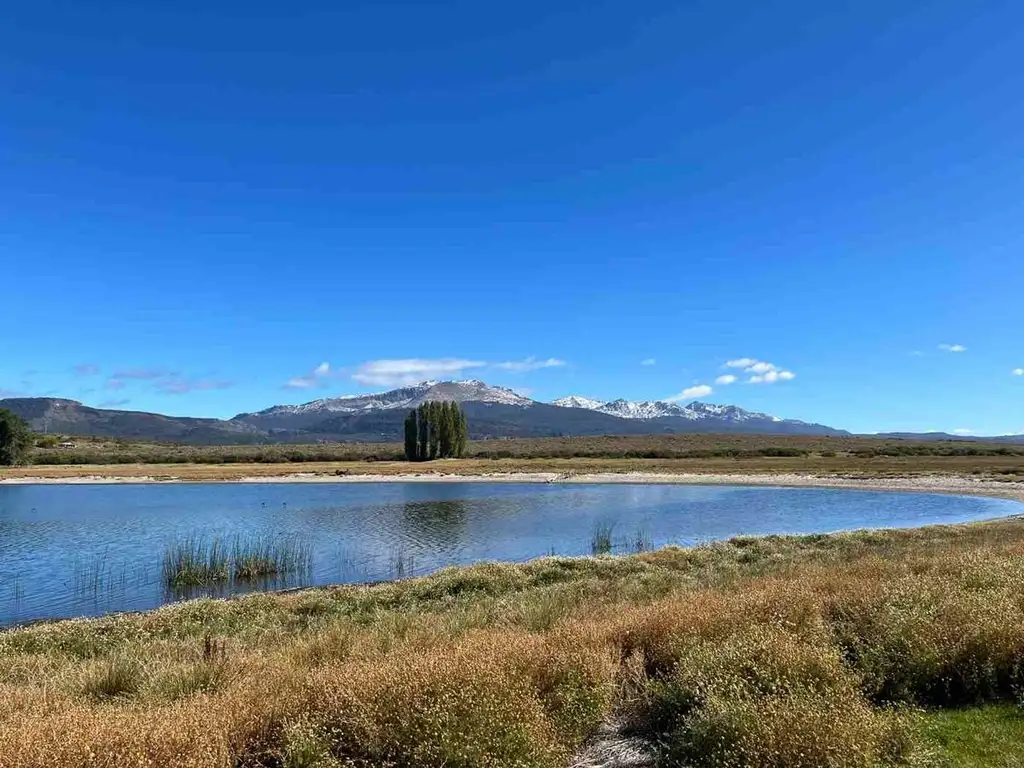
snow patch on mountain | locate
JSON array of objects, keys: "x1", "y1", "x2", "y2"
[
  {"x1": 243, "y1": 380, "x2": 532, "y2": 418},
  {"x1": 552, "y1": 395, "x2": 606, "y2": 410},
  {"x1": 550, "y1": 395, "x2": 792, "y2": 424}
]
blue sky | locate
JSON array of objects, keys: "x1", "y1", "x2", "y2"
[{"x1": 2, "y1": 1, "x2": 1023, "y2": 435}]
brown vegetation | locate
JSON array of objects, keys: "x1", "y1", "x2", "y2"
[
  {"x1": 2, "y1": 518, "x2": 1024, "y2": 766},
  {"x1": 7, "y1": 433, "x2": 1024, "y2": 482}
]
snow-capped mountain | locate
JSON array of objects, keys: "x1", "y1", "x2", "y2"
[
  {"x1": 1, "y1": 379, "x2": 847, "y2": 444},
  {"x1": 238, "y1": 380, "x2": 532, "y2": 419},
  {"x1": 552, "y1": 395, "x2": 790, "y2": 425},
  {"x1": 551, "y1": 395, "x2": 606, "y2": 410}
]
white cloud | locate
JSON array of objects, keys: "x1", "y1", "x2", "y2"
[
  {"x1": 952, "y1": 428, "x2": 975, "y2": 436},
  {"x1": 1013, "y1": 368, "x2": 1024, "y2": 376},
  {"x1": 640, "y1": 358, "x2": 657, "y2": 366},
  {"x1": 665, "y1": 384, "x2": 713, "y2": 402},
  {"x1": 492, "y1": 357, "x2": 566, "y2": 373},
  {"x1": 715, "y1": 374, "x2": 737, "y2": 385},
  {"x1": 725, "y1": 357, "x2": 796, "y2": 384},
  {"x1": 749, "y1": 370, "x2": 796, "y2": 384},
  {"x1": 285, "y1": 361, "x2": 335, "y2": 390},
  {"x1": 910, "y1": 350, "x2": 924, "y2": 357},
  {"x1": 938, "y1": 344, "x2": 967, "y2": 353},
  {"x1": 352, "y1": 358, "x2": 486, "y2": 387}
]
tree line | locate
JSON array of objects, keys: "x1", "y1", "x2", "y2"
[{"x1": 404, "y1": 401, "x2": 468, "y2": 461}]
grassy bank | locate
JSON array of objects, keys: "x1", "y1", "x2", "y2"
[
  {"x1": 21, "y1": 433, "x2": 1024, "y2": 468},
  {"x1": 3, "y1": 517, "x2": 1024, "y2": 766}
]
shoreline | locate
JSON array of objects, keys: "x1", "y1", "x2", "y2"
[{"x1": 3, "y1": 469, "x2": 1023, "y2": 504}]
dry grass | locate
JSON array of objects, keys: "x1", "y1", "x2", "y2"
[
  {"x1": 12, "y1": 433, "x2": 1024, "y2": 482},
  {"x1": 2, "y1": 518, "x2": 1024, "y2": 766}
]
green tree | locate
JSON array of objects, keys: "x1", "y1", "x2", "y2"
[
  {"x1": 456, "y1": 407, "x2": 469, "y2": 457},
  {"x1": 439, "y1": 401, "x2": 455, "y2": 458},
  {"x1": 0, "y1": 408, "x2": 32, "y2": 466},
  {"x1": 403, "y1": 409, "x2": 419, "y2": 461},
  {"x1": 417, "y1": 404, "x2": 429, "y2": 461},
  {"x1": 427, "y1": 401, "x2": 440, "y2": 460}
]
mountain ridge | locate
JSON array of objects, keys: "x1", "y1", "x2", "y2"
[{"x1": 0, "y1": 379, "x2": 953, "y2": 444}]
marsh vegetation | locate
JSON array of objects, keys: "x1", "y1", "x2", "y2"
[{"x1": 2, "y1": 517, "x2": 1024, "y2": 765}]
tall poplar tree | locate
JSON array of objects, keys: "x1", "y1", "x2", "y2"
[
  {"x1": 403, "y1": 409, "x2": 418, "y2": 461},
  {"x1": 417, "y1": 404, "x2": 429, "y2": 462}
]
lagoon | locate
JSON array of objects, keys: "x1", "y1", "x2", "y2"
[{"x1": 1, "y1": 482, "x2": 1020, "y2": 626}]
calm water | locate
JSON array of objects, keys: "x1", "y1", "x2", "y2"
[{"x1": 0, "y1": 482, "x2": 1020, "y2": 626}]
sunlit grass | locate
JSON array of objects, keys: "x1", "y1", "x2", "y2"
[
  {"x1": 922, "y1": 705, "x2": 1024, "y2": 767},
  {"x1": 2, "y1": 518, "x2": 1024, "y2": 765}
]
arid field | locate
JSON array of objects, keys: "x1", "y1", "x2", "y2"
[{"x1": 2, "y1": 515, "x2": 1024, "y2": 767}]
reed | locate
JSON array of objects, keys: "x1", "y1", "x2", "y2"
[
  {"x1": 160, "y1": 536, "x2": 229, "y2": 587},
  {"x1": 161, "y1": 533, "x2": 312, "y2": 587},
  {"x1": 231, "y1": 533, "x2": 312, "y2": 580},
  {"x1": 590, "y1": 520, "x2": 615, "y2": 555}
]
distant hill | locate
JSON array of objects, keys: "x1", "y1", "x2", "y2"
[
  {"x1": 0, "y1": 397, "x2": 263, "y2": 445},
  {"x1": 0, "y1": 378, "x2": 864, "y2": 444}
]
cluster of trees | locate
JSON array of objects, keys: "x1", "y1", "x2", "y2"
[
  {"x1": 404, "y1": 401, "x2": 468, "y2": 461},
  {"x1": 0, "y1": 408, "x2": 31, "y2": 466}
]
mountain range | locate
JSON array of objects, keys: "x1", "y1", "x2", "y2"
[{"x1": 2, "y1": 379, "x2": 1018, "y2": 444}]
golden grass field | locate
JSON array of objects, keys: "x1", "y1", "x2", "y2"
[{"x1": 3, "y1": 516, "x2": 1024, "y2": 767}]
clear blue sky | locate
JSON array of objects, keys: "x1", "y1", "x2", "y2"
[{"x1": 2, "y1": 1, "x2": 1023, "y2": 434}]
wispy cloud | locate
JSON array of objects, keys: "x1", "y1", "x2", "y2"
[
  {"x1": 352, "y1": 358, "x2": 487, "y2": 387},
  {"x1": 284, "y1": 362, "x2": 334, "y2": 390},
  {"x1": 104, "y1": 378, "x2": 126, "y2": 391},
  {"x1": 715, "y1": 374, "x2": 737, "y2": 385},
  {"x1": 952, "y1": 428, "x2": 975, "y2": 436},
  {"x1": 910, "y1": 350, "x2": 924, "y2": 357},
  {"x1": 113, "y1": 367, "x2": 172, "y2": 380},
  {"x1": 73, "y1": 363, "x2": 100, "y2": 376},
  {"x1": 938, "y1": 344, "x2": 967, "y2": 353},
  {"x1": 640, "y1": 358, "x2": 657, "y2": 366},
  {"x1": 98, "y1": 399, "x2": 131, "y2": 408},
  {"x1": 156, "y1": 378, "x2": 233, "y2": 395},
  {"x1": 492, "y1": 357, "x2": 566, "y2": 373},
  {"x1": 1013, "y1": 368, "x2": 1024, "y2": 376},
  {"x1": 665, "y1": 384, "x2": 713, "y2": 402},
  {"x1": 725, "y1": 358, "x2": 796, "y2": 384},
  {"x1": 0, "y1": 388, "x2": 26, "y2": 399}
]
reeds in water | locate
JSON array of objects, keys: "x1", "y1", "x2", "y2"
[
  {"x1": 590, "y1": 520, "x2": 615, "y2": 555},
  {"x1": 161, "y1": 536, "x2": 230, "y2": 588},
  {"x1": 161, "y1": 533, "x2": 312, "y2": 588},
  {"x1": 231, "y1": 534, "x2": 312, "y2": 580}
]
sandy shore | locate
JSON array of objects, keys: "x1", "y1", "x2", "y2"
[{"x1": 3, "y1": 470, "x2": 1023, "y2": 504}]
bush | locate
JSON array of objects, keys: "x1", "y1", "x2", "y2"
[{"x1": 827, "y1": 572, "x2": 1024, "y2": 706}]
